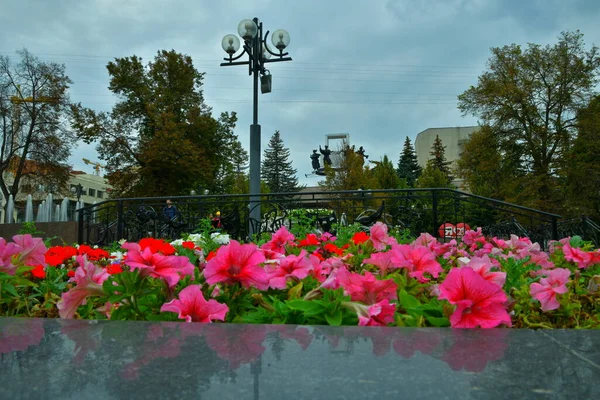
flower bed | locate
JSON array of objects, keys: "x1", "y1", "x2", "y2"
[{"x1": 1, "y1": 224, "x2": 599, "y2": 328}]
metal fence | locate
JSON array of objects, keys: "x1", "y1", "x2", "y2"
[{"x1": 74, "y1": 188, "x2": 600, "y2": 249}]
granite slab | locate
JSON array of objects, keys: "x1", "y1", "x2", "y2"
[{"x1": 1, "y1": 317, "x2": 598, "y2": 399}]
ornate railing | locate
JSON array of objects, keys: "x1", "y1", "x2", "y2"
[{"x1": 75, "y1": 188, "x2": 586, "y2": 249}]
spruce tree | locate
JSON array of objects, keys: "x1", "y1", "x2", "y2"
[
  {"x1": 261, "y1": 130, "x2": 299, "y2": 193},
  {"x1": 428, "y1": 135, "x2": 453, "y2": 183},
  {"x1": 396, "y1": 136, "x2": 422, "y2": 187}
]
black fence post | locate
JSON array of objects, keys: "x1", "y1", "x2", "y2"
[
  {"x1": 77, "y1": 207, "x2": 84, "y2": 244},
  {"x1": 116, "y1": 200, "x2": 124, "y2": 241},
  {"x1": 551, "y1": 215, "x2": 559, "y2": 241},
  {"x1": 432, "y1": 190, "x2": 439, "y2": 237}
]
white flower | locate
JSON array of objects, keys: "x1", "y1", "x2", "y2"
[
  {"x1": 170, "y1": 239, "x2": 184, "y2": 247},
  {"x1": 211, "y1": 232, "x2": 230, "y2": 245},
  {"x1": 110, "y1": 251, "x2": 125, "y2": 262}
]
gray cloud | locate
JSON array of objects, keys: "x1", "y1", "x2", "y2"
[{"x1": 1, "y1": 0, "x2": 599, "y2": 186}]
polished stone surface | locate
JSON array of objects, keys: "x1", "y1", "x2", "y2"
[{"x1": 1, "y1": 317, "x2": 599, "y2": 399}]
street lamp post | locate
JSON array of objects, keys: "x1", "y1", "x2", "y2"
[
  {"x1": 71, "y1": 183, "x2": 83, "y2": 202},
  {"x1": 220, "y1": 18, "x2": 292, "y2": 238}
]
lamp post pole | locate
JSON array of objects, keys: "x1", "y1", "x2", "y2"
[{"x1": 220, "y1": 18, "x2": 291, "y2": 238}]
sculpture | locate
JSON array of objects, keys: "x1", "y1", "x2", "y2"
[
  {"x1": 310, "y1": 149, "x2": 321, "y2": 170},
  {"x1": 319, "y1": 145, "x2": 332, "y2": 166}
]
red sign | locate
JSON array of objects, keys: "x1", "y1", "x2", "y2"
[
  {"x1": 438, "y1": 222, "x2": 471, "y2": 238},
  {"x1": 438, "y1": 223, "x2": 456, "y2": 238}
]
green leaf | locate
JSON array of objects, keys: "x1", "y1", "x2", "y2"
[
  {"x1": 286, "y1": 300, "x2": 325, "y2": 315},
  {"x1": 2, "y1": 283, "x2": 18, "y2": 297},
  {"x1": 426, "y1": 316, "x2": 450, "y2": 327},
  {"x1": 399, "y1": 289, "x2": 420, "y2": 309},
  {"x1": 325, "y1": 309, "x2": 343, "y2": 326},
  {"x1": 287, "y1": 282, "x2": 303, "y2": 300}
]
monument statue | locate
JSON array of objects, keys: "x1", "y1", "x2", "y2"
[
  {"x1": 310, "y1": 149, "x2": 321, "y2": 170},
  {"x1": 356, "y1": 146, "x2": 368, "y2": 159},
  {"x1": 319, "y1": 145, "x2": 332, "y2": 166}
]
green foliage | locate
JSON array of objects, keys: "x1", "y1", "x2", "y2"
[
  {"x1": 261, "y1": 130, "x2": 299, "y2": 194},
  {"x1": 397, "y1": 136, "x2": 422, "y2": 187},
  {"x1": 416, "y1": 163, "x2": 454, "y2": 189},
  {"x1": 372, "y1": 155, "x2": 402, "y2": 189},
  {"x1": 71, "y1": 50, "x2": 248, "y2": 197},
  {"x1": 18, "y1": 222, "x2": 44, "y2": 236},
  {"x1": 564, "y1": 95, "x2": 600, "y2": 220},
  {"x1": 456, "y1": 126, "x2": 521, "y2": 199},
  {"x1": 427, "y1": 135, "x2": 453, "y2": 183},
  {"x1": 319, "y1": 146, "x2": 377, "y2": 191},
  {"x1": 458, "y1": 31, "x2": 600, "y2": 212}
]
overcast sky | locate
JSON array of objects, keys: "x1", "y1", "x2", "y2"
[{"x1": 2, "y1": 0, "x2": 599, "y2": 187}]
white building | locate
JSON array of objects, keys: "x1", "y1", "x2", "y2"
[{"x1": 414, "y1": 126, "x2": 480, "y2": 187}]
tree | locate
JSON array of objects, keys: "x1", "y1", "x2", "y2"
[
  {"x1": 458, "y1": 31, "x2": 600, "y2": 210},
  {"x1": 373, "y1": 155, "x2": 403, "y2": 189},
  {"x1": 0, "y1": 49, "x2": 75, "y2": 202},
  {"x1": 261, "y1": 130, "x2": 299, "y2": 193},
  {"x1": 427, "y1": 135, "x2": 453, "y2": 183},
  {"x1": 456, "y1": 126, "x2": 523, "y2": 199},
  {"x1": 71, "y1": 50, "x2": 247, "y2": 197},
  {"x1": 396, "y1": 136, "x2": 421, "y2": 186},
  {"x1": 564, "y1": 95, "x2": 600, "y2": 219},
  {"x1": 320, "y1": 145, "x2": 377, "y2": 191},
  {"x1": 416, "y1": 163, "x2": 453, "y2": 189}
]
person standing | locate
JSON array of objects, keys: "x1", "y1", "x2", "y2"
[{"x1": 163, "y1": 199, "x2": 178, "y2": 221}]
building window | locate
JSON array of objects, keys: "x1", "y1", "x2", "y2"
[
  {"x1": 88, "y1": 188, "x2": 96, "y2": 197},
  {"x1": 97, "y1": 190, "x2": 104, "y2": 199}
]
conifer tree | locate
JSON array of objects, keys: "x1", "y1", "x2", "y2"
[
  {"x1": 261, "y1": 130, "x2": 299, "y2": 193},
  {"x1": 428, "y1": 135, "x2": 453, "y2": 183},
  {"x1": 396, "y1": 136, "x2": 422, "y2": 186}
]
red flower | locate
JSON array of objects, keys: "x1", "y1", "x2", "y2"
[
  {"x1": 30, "y1": 265, "x2": 46, "y2": 279},
  {"x1": 45, "y1": 246, "x2": 77, "y2": 266},
  {"x1": 106, "y1": 264, "x2": 123, "y2": 275},
  {"x1": 77, "y1": 245, "x2": 110, "y2": 261},
  {"x1": 139, "y1": 238, "x2": 176, "y2": 255},
  {"x1": 67, "y1": 270, "x2": 75, "y2": 278},
  {"x1": 204, "y1": 240, "x2": 268, "y2": 290},
  {"x1": 206, "y1": 251, "x2": 217, "y2": 261},
  {"x1": 323, "y1": 243, "x2": 344, "y2": 256},
  {"x1": 181, "y1": 241, "x2": 195, "y2": 250},
  {"x1": 298, "y1": 233, "x2": 320, "y2": 247},
  {"x1": 438, "y1": 267, "x2": 511, "y2": 328},
  {"x1": 351, "y1": 231, "x2": 370, "y2": 245}
]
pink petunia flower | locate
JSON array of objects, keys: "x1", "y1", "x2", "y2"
[
  {"x1": 57, "y1": 256, "x2": 110, "y2": 319},
  {"x1": 265, "y1": 250, "x2": 313, "y2": 290},
  {"x1": 343, "y1": 299, "x2": 397, "y2": 326},
  {"x1": 261, "y1": 226, "x2": 295, "y2": 254},
  {"x1": 160, "y1": 285, "x2": 228, "y2": 322},
  {"x1": 363, "y1": 251, "x2": 398, "y2": 276},
  {"x1": 529, "y1": 268, "x2": 570, "y2": 311},
  {"x1": 123, "y1": 242, "x2": 195, "y2": 288},
  {"x1": 11, "y1": 234, "x2": 47, "y2": 267},
  {"x1": 369, "y1": 222, "x2": 392, "y2": 251},
  {"x1": 462, "y1": 255, "x2": 506, "y2": 288},
  {"x1": 562, "y1": 243, "x2": 595, "y2": 269},
  {"x1": 438, "y1": 267, "x2": 511, "y2": 328},
  {"x1": 461, "y1": 228, "x2": 485, "y2": 246},
  {"x1": 390, "y1": 244, "x2": 443, "y2": 283},
  {"x1": 204, "y1": 240, "x2": 268, "y2": 290},
  {"x1": 0, "y1": 237, "x2": 22, "y2": 275},
  {"x1": 336, "y1": 269, "x2": 397, "y2": 305}
]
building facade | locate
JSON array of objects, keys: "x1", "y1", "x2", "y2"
[{"x1": 414, "y1": 126, "x2": 480, "y2": 188}]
